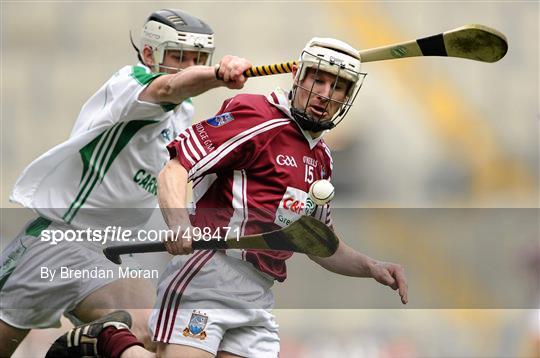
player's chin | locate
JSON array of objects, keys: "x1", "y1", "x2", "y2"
[{"x1": 307, "y1": 108, "x2": 330, "y2": 121}]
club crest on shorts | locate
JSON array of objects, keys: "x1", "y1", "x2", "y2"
[
  {"x1": 206, "y1": 112, "x2": 234, "y2": 127},
  {"x1": 183, "y1": 310, "x2": 208, "y2": 340}
]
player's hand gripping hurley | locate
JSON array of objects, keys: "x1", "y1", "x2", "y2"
[
  {"x1": 104, "y1": 215, "x2": 339, "y2": 264},
  {"x1": 242, "y1": 24, "x2": 507, "y2": 78}
]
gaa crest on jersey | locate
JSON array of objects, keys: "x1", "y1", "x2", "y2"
[
  {"x1": 276, "y1": 154, "x2": 298, "y2": 167},
  {"x1": 183, "y1": 310, "x2": 208, "y2": 340},
  {"x1": 206, "y1": 112, "x2": 234, "y2": 127}
]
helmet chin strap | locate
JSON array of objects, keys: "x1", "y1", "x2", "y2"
[{"x1": 290, "y1": 107, "x2": 335, "y2": 132}]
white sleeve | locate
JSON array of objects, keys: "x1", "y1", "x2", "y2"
[{"x1": 107, "y1": 66, "x2": 171, "y2": 122}]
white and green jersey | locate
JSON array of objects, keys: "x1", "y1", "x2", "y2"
[{"x1": 11, "y1": 64, "x2": 194, "y2": 230}]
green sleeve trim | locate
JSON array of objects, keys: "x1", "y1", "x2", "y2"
[
  {"x1": 25, "y1": 217, "x2": 52, "y2": 237},
  {"x1": 131, "y1": 67, "x2": 190, "y2": 112},
  {"x1": 130, "y1": 66, "x2": 166, "y2": 86}
]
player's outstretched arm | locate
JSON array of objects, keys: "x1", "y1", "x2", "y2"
[
  {"x1": 139, "y1": 55, "x2": 252, "y2": 105},
  {"x1": 308, "y1": 239, "x2": 408, "y2": 304}
]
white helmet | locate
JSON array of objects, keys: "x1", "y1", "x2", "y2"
[
  {"x1": 137, "y1": 9, "x2": 215, "y2": 72},
  {"x1": 291, "y1": 37, "x2": 366, "y2": 132}
]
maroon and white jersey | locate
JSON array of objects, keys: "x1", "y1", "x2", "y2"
[{"x1": 167, "y1": 88, "x2": 333, "y2": 282}]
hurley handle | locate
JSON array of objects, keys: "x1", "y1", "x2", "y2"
[{"x1": 243, "y1": 61, "x2": 297, "y2": 77}]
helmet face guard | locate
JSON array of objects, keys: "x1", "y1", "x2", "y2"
[
  {"x1": 290, "y1": 38, "x2": 367, "y2": 132},
  {"x1": 147, "y1": 37, "x2": 213, "y2": 72},
  {"x1": 138, "y1": 9, "x2": 215, "y2": 72}
]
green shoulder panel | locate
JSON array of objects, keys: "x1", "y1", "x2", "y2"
[
  {"x1": 131, "y1": 67, "x2": 190, "y2": 112},
  {"x1": 130, "y1": 66, "x2": 165, "y2": 86}
]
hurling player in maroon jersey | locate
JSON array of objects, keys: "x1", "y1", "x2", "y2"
[
  {"x1": 149, "y1": 37, "x2": 408, "y2": 358},
  {"x1": 55, "y1": 37, "x2": 409, "y2": 358}
]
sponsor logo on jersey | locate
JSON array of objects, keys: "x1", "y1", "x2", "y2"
[
  {"x1": 303, "y1": 156, "x2": 318, "y2": 168},
  {"x1": 305, "y1": 196, "x2": 316, "y2": 214},
  {"x1": 276, "y1": 154, "x2": 298, "y2": 167},
  {"x1": 275, "y1": 187, "x2": 316, "y2": 227},
  {"x1": 183, "y1": 310, "x2": 208, "y2": 340},
  {"x1": 133, "y1": 169, "x2": 157, "y2": 196},
  {"x1": 206, "y1": 112, "x2": 234, "y2": 127}
]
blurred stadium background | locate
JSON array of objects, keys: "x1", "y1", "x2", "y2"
[{"x1": 1, "y1": 1, "x2": 538, "y2": 357}]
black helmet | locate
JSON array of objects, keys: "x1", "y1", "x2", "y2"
[{"x1": 137, "y1": 9, "x2": 215, "y2": 70}]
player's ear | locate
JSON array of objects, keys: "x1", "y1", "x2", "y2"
[
  {"x1": 291, "y1": 64, "x2": 298, "y2": 78},
  {"x1": 291, "y1": 64, "x2": 300, "y2": 86},
  {"x1": 142, "y1": 45, "x2": 154, "y2": 68}
]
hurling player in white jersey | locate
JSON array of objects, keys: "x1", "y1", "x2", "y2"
[{"x1": 0, "y1": 9, "x2": 252, "y2": 357}]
